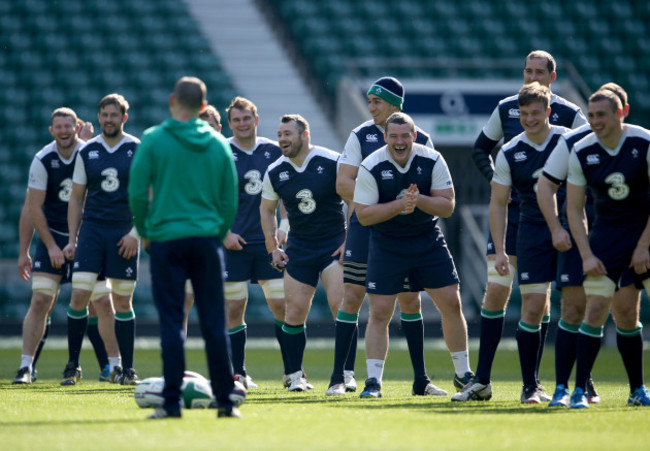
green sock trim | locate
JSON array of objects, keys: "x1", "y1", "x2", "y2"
[
  {"x1": 616, "y1": 323, "x2": 643, "y2": 337},
  {"x1": 87, "y1": 316, "x2": 98, "y2": 326},
  {"x1": 400, "y1": 312, "x2": 423, "y2": 322},
  {"x1": 274, "y1": 319, "x2": 284, "y2": 327},
  {"x1": 558, "y1": 319, "x2": 579, "y2": 333},
  {"x1": 67, "y1": 306, "x2": 89, "y2": 319},
  {"x1": 115, "y1": 310, "x2": 135, "y2": 321},
  {"x1": 282, "y1": 323, "x2": 306, "y2": 335},
  {"x1": 481, "y1": 308, "x2": 506, "y2": 319},
  {"x1": 518, "y1": 321, "x2": 541, "y2": 333},
  {"x1": 579, "y1": 322, "x2": 604, "y2": 338},
  {"x1": 542, "y1": 315, "x2": 551, "y2": 324},
  {"x1": 228, "y1": 324, "x2": 247, "y2": 334},
  {"x1": 336, "y1": 310, "x2": 359, "y2": 323}
]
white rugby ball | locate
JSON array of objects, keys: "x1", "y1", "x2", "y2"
[
  {"x1": 183, "y1": 370, "x2": 209, "y2": 382},
  {"x1": 134, "y1": 377, "x2": 165, "y2": 408}
]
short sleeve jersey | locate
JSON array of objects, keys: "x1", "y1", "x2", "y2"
[
  {"x1": 339, "y1": 119, "x2": 433, "y2": 168},
  {"x1": 28, "y1": 140, "x2": 85, "y2": 234},
  {"x1": 229, "y1": 137, "x2": 282, "y2": 244},
  {"x1": 262, "y1": 146, "x2": 345, "y2": 240},
  {"x1": 483, "y1": 93, "x2": 587, "y2": 143},
  {"x1": 73, "y1": 134, "x2": 139, "y2": 225},
  {"x1": 354, "y1": 143, "x2": 453, "y2": 236},
  {"x1": 567, "y1": 124, "x2": 650, "y2": 225},
  {"x1": 493, "y1": 125, "x2": 570, "y2": 222}
]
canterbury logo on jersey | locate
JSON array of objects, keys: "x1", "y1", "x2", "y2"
[
  {"x1": 514, "y1": 152, "x2": 527, "y2": 162},
  {"x1": 381, "y1": 170, "x2": 393, "y2": 179},
  {"x1": 88, "y1": 151, "x2": 100, "y2": 159},
  {"x1": 586, "y1": 155, "x2": 600, "y2": 165},
  {"x1": 366, "y1": 134, "x2": 379, "y2": 142},
  {"x1": 367, "y1": 282, "x2": 376, "y2": 289},
  {"x1": 51, "y1": 160, "x2": 60, "y2": 168},
  {"x1": 520, "y1": 272, "x2": 530, "y2": 280},
  {"x1": 508, "y1": 108, "x2": 520, "y2": 118},
  {"x1": 279, "y1": 171, "x2": 289, "y2": 181}
]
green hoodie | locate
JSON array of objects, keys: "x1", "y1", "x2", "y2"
[{"x1": 128, "y1": 117, "x2": 238, "y2": 242}]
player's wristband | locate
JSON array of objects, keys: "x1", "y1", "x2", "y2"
[
  {"x1": 128, "y1": 226, "x2": 140, "y2": 240},
  {"x1": 278, "y1": 219, "x2": 290, "y2": 234}
]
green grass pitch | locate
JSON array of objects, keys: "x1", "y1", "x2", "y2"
[{"x1": 2, "y1": 344, "x2": 650, "y2": 450}]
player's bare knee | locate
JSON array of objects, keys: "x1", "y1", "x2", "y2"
[{"x1": 561, "y1": 302, "x2": 585, "y2": 325}]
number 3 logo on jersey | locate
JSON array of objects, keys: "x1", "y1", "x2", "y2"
[
  {"x1": 605, "y1": 172, "x2": 629, "y2": 200},
  {"x1": 244, "y1": 170, "x2": 263, "y2": 195},
  {"x1": 58, "y1": 178, "x2": 73, "y2": 202},
  {"x1": 101, "y1": 167, "x2": 120, "y2": 192},
  {"x1": 296, "y1": 189, "x2": 316, "y2": 214}
]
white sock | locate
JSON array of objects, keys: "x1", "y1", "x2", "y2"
[
  {"x1": 344, "y1": 370, "x2": 354, "y2": 377},
  {"x1": 20, "y1": 355, "x2": 34, "y2": 371},
  {"x1": 450, "y1": 350, "x2": 471, "y2": 377},
  {"x1": 366, "y1": 359, "x2": 385, "y2": 383},
  {"x1": 109, "y1": 356, "x2": 122, "y2": 371}
]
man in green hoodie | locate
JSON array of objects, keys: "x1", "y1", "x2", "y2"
[{"x1": 128, "y1": 76, "x2": 241, "y2": 419}]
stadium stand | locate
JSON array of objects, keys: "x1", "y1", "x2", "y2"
[
  {"x1": 263, "y1": 0, "x2": 650, "y2": 127},
  {"x1": 0, "y1": 0, "x2": 237, "y2": 259}
]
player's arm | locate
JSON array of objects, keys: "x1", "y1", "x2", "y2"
[
  {"x1": 27, "y1": 187, "x2": 66, "y2": 269},
  {"x1": 488, "y1": 181, "x2": 511, "y2": 275},
  {"x1": 566, "y1": 151, "x2": 606, "y2": 276},
  {"x1": 277, "y1": 200, "x2": 289, "y2": 246},
  {"x1": 630, "y1": 165, "x2": 650, "y2": 274},
  {"x1": 472, "y1": 132, "x2": 500, "y2": 181},
  {"x1": 17, "y1": 197, "x2": 34, "y2": 280},
  {"x1": 260, "y1": 171, "x2": 288, "y2": 269},
  {"x1": 63, "y1": 182, "x2": 86, "y2": 261},
  {"x1": 537, "y1": 175, "x2": 572, "y2": 252},
  {"x1": 336, "y1": 163, "x2": 359, "y2": 204},
  {"x1": 414, "y1": 187, "x2": 455, "y2": 218}
]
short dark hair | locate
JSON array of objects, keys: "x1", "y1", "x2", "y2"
[
  {"x1": 526, "y1": 50, "x2": 556, "y2": 73},
  {"x1": 599, "y1": 82, "x2": 628, "y2": 108},
  {"x1": 173, "y1": 76, "x2": 206, "y2": 111},
  {"x1": 99, "y1": 93, "x2": 129, "y2": 115},
  {"x1": 280, "y1": 114, "x2": 309, "y2": 134},
  {"x1": 226, "y1": 96, "x2": 257, "y2": 121},
  {"x1": 518, "y1": 82, "x2": 551, "y2": 109},
  {"x1": 589, "y1": 89, "x2": 622, "y2": 112},
  {"x1": 199, "y1": 104, "x2": 221, "y2": 125},
  {"x1": 385, "y1": 112, "x2": 415, "y2": 133},
  {"x1": 51, "y1": 107, "x2": 78, "y2": 124}
]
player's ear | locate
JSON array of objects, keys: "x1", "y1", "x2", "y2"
[
  {"x1": 550, "y1": 71, "x2": 557, "y2": 84},
  {"x1": 122, "y1": 113, "x2": 129, "y2": 124},
  {"x1": 546, "y1": 107, "x2": 552, "y2": 117},
  {"x1": 623, "y1": 104, "x2": 630, "y2": 118}
]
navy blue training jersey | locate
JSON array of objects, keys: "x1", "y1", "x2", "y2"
[
  {"x1": 494, "y1": 126, "x2": 569, "y2": 222},
  {"x1": 229, "y1": 137, "x2": 282, "y2": 244},
  {"x1": 354, "y1": 143, "x2": 453, "y2": 237},
  {"x1": 73, "y1": 134, "x2": 139, "y2": 225},
  {"x1": 568, "y1": 124, "x2": 650, "y2": 225},
  {"x1": 28, "y1": 140, "x2": 84, "y2": 234},
  {"x1": 262, "y1": 146, "x2": 345, "y2": 240}
]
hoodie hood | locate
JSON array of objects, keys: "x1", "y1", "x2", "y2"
[{"x1": 161, "y1": 118, "x2": 215, "y2": 152}]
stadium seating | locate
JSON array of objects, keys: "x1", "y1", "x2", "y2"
[
  {"x1": 0, "y1": 0, "x2": 237, "y2": 259},
  {"x1": 265, "y1": 0, "x2": 650, "y2": 127}
]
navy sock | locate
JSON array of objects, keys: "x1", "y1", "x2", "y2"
[
  {"x1": 401, "y1": 313, "x2": 427, "y2": 381},
  {"x1": 475, "y1": 311, "x2": 505, "y2": 384},
  {"x1": 554, "y1": 322, "x2": 578, "y2": 387},
  {"x1": 575, "y1": 324, "x2": 603, "y2": 391},
  {"x1": 274, "y1": 320, "x2": 289, "y2": 374},
  {"x1": 331, "y1": 320, "x2": 358, "y2": 384},
  {"x1": 229, "y1": 326, "x2": 247, "y2": 376},
  {"x1": 282, "y1": 323, "x2": 306, "y2": 375},
  {"x1": 516, "y1": 323, "x2": 541, "y2": 388},
  {"x1": 67, "y1": 308, "x2": 88, "y2": 367},
  {"x1": 32, "y1": 322, "x2": 50, "y2": 370},
  {"x1": 115, "y1": 312, "x2": 135, "y2": 369},
  {"x1": 86, "y1": 317, "x2": 109, "y2": 369},
  {"x1": 344, "y1": 324, "x2": 358, "y2": 373},
  {"x1": 617, "y1": 330, "x2": 644, "y2": 391}
]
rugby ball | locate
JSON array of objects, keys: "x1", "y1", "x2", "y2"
[
  {"x1": 134, "y1": 377, "x2": 165, "y2": 408},
  {"x1": 183, "y1": 370, "x2": 209, "y2": 382},
  {"x1": 181, "y1": 377, "x2": 213, "y2": 409}
]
